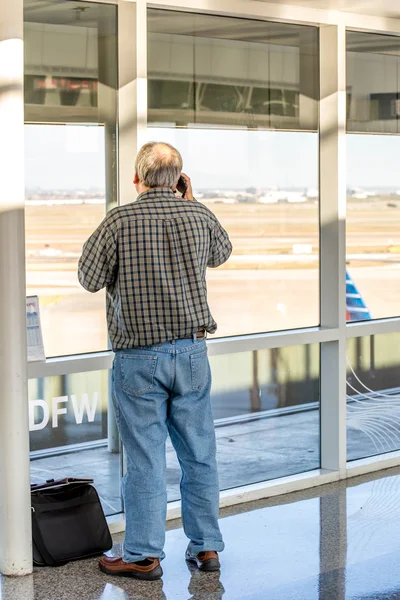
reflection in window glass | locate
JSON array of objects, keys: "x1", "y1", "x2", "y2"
[
  {"x1": 24, "y1": 1, "x2": 116, "y2": 121},
  {"x1": 347, "y1": 32, "x2": 400, "y2": 134},
  {"x1": 148, "y1": 9, "x2": 319, "y2": 131},
  {"x1": 347, "y1": 333, "x2": 400, "y2": 461},
  {"x1": 145, "y1": 127, "x2": 319, "y2": 336},
  {"x1": 167, "y1": 344, "x2": 320, "y2": 500},
  {"x1": 347, "y1": 135, "x2": 400, "y2": 322},
  {"x1": 29, "y1": 369, "x2": 122, "y2": 517}
]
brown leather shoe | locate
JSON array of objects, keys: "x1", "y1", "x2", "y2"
[
  {"x1": 99, "y1": 555, "x2": 163, "y2": 580},
  {"x1": 185, "y1": 550, "x2": 220, "y2": 572}
]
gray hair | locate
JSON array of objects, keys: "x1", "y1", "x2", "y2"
[{"x1": 135, "y1": 142, "x2": 183, "y2": 189}]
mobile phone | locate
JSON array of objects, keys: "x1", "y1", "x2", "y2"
[{"x1": 176, "y1": 176, "x2": 188, "y2": 197}]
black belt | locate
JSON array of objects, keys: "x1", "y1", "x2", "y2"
[{"x1": 175, "y1": 329, "x2": 206, "y2": 342}]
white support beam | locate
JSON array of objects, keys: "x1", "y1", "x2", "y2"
[
  {"x1": 116, "y1": 0, "x2": 148, "y2": 462},
  {"x1": 0, "y1": 0, "x2": 32, "y2": 576},
  {"x1": 118, "y1": 0, "x2": 148, "y2": 206},
  {"x1": 319, "y1": 24, "x2": 348, "y2": 477}
]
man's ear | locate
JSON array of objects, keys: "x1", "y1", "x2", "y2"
[{"x1": 133, "y1": 172, "x2": 139, "y2": 184}]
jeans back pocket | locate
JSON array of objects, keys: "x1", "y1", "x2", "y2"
[
  {"x1": 120, "y1": 354, "x2": 158, "y2": 397},
  {"x1": 190, "y1": 349, "x2": 209, "y2": 391}
]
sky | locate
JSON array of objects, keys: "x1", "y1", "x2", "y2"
[{"x1": 24, "y1": 124, "x2": 400, "y2": 192}]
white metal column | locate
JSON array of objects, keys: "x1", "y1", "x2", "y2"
[
  {"x1": 118, "y1": 0, "x2": 147, "y2": 207},
  {"x1": 319, "y1": 25, "x2": 348, "y2": 477},
  {"x1": 117, "y1": 0, "x2": 148, "y2": 478},
  {"x1": 0, "y1": 0, "x2": 32, "y2": 576},
  {"x1": 98, "y1": 19, "x2": 120, "y2": 453}
]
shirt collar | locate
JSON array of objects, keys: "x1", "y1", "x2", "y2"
[{"x1": 136, "y1": 188, "x2": 177, "y2": 202}]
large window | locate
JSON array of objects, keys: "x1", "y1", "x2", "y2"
[
  {"x1": 25, "y1": 124, "x2": 109, "y2": 356},
  {"x1": 147, "y1": 10, "x2": 320, "y2": 337},
  {"x1": 347, "y1": 135, "x2": 400, "y2": 321},
  {"x1": 347, "y1": 32, "x2": 400, "y2": 322},
  {"x1": 24, "y1": 1, "x2": 117, "y2": 358},
  {"x1": 24, "y1": 0, "x2": 120, "y2": 516}
]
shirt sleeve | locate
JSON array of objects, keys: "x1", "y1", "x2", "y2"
[
  {"x1": 207, "y1": 221, "x2": 233, "y2": 268},
  {"x1": 78, "y1": 219, "x2": 118, "y2": 293}
]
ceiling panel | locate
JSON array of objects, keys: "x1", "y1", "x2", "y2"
[
  {"x1": 24, "y1": 0, "x2": 400, "y2": 24},
  {"x1": 263, "y1": 0, "x2": 400, "y2": 19}
]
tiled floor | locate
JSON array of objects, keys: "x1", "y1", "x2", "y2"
[
  {"x1": 3, "y1": 467, "x2": 400, "y2": 599},
  {"x1": 30, "y1": 406, "x2": 393, "y2": 516}
]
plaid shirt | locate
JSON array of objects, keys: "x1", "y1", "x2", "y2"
[{"x1": 78, "y1": 188, "x2": 232, "y2": 350}]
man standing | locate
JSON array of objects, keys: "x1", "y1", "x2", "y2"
[{"x1": 78, "y1": 142, "x2": 232, "y2": 580}]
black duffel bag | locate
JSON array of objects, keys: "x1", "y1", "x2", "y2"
[{"x1": 31, "y1": 478, "x2": 113, "y2": 567}]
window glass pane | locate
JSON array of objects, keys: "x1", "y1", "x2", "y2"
[
  {"x1": 347, "y1": 135, "x2": 400, "y2": 321},
  {"x1": 24, "y1": 1, "x2": 117, "y2": 125},
  {"x1": 144, "y1": 127, "x2": 319, "y2": 336},
  {"x1": 147, "y1": 10, "x2": 319, "y2": 336},
  {"x1": 24, "y1": 1, "x2": 117, "y2": 357},
  {"x1": 29, "y1": 344, "x2": 319, "y2": 511},
  {"x1": 347, "y1": 333, "x2": 400, "y2": 461},
  {"x1": 167, "y1": 344, "x2": 320, "y2": 500},
  {"x1": 25, "y1": 124, "x2": 109, "y2": 356},
  {"x1": 347, "y1": 32, "x2": 400, "y2": 133},
  {"x1": 29, "y1": 369, "x2": 122, "y2": 517},
  {"x1": 148, "y1": 10, "x2": 319, "y2": 131}
]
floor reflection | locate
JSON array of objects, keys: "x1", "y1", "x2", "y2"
[
  {"x1": 2, "y1": 468, "x2": 400, "y2": 599},
  {"x1": 186, "y1": 565, "x2": 225, "y2": 600},
  {"x1": 98, "y1": 581, "x2": 166, "y2": 600},
  {"x1": 319, "y1": 485, "x2": 347, "y2": 600},
  {"x1": 97, "y1": 569, "x2": 225, "y2": 600}
]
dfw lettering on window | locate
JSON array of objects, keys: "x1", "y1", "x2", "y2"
[{"x1": 29, "y1": 394, "x2": 99, "y2": 431}]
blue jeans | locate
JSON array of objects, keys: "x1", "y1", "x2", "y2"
[{"x1": 112, "y1": 337, "x2": 224, "y2": 562}]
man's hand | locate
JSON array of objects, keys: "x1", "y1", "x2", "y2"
[{"x1": 181, "y1": 173, "x2": 195, "y2": 201}]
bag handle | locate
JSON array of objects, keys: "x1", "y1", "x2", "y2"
[
  {"x1": 32, "y1": 509, "x2": 58, "y2": 566},
  {"x1": 31, "y1": 477, "x2": 94, "y2": 493}
]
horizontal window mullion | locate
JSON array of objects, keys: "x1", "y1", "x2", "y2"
[
  {"x1": 27, "y1": 352, "x2": 113, "y2": 380},
  {"x1": 208, "y1": 327, "x2": 338, "y2": 356},
  {"x1": 346, "y1": 318, "x2": 400, "y2": 339},
  {"x1": 27, "y1": 327, "x2": 339, "y2": 379}
]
